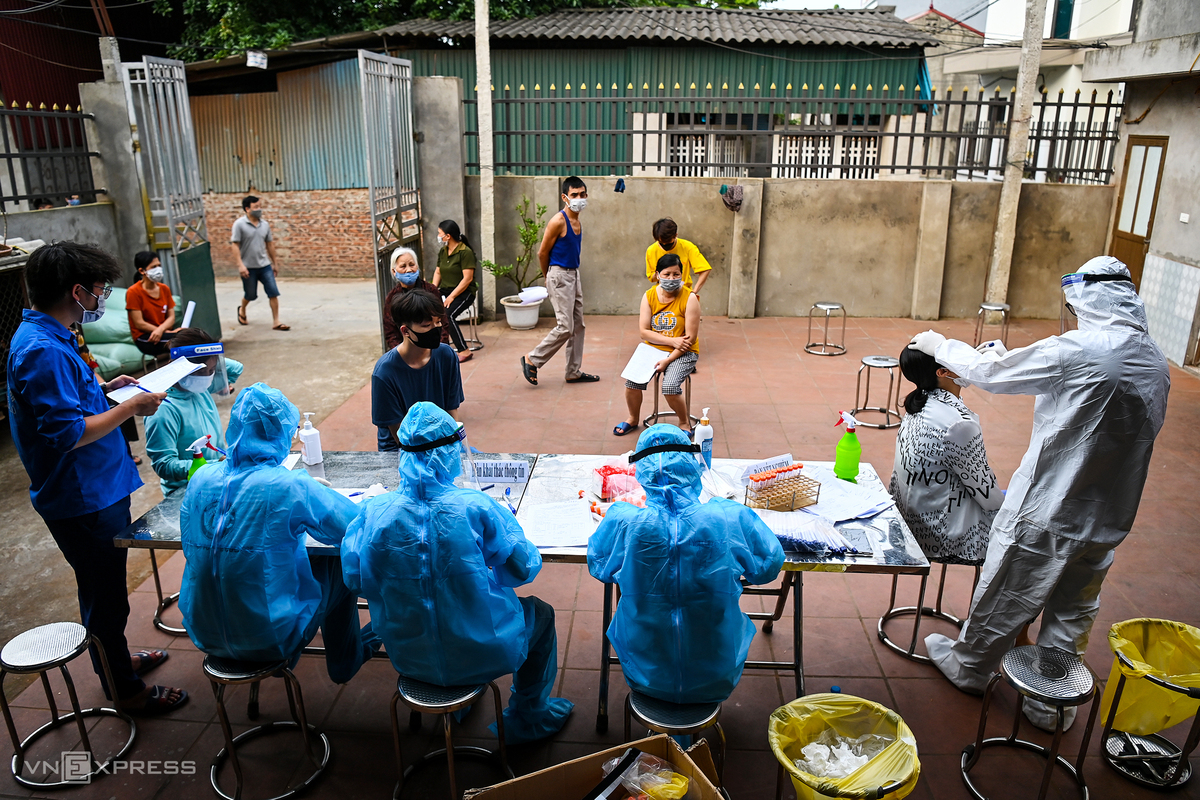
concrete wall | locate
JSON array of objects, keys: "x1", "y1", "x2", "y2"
[
  {"x1": 467, "y1": 175, "x2": 1115, "y2": 320},
  {"x1": 413, "y1": 77, "x2": 468, "y2": 275},
  {"x1": 4, "y1": 201, "x2": 122, "y2": 260},
  {"x1": 1135, "y1": 0, "x2": 1200, "y2": 42}
]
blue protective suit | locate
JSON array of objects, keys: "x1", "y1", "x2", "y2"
[
  {"x1": 588, "y1": 425, "x2": 785, "y2": 705},
  {"x1": 145, "y1": 358, "x2": 243, "y2": 494},
  {"x1": 180, "y1": 382, "x2": 377, "y2": 683},
  {"x1": 341, "y1": 402, "x2": 573, "y2": 743}
]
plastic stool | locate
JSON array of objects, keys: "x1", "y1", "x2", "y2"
[
  {"x1": 804, "y1": 302, "x2": 847, "y2": 356},
  {"x1": 878, "y1": 562, "x2": 981, "y2": 663},
  {"x1": 0, "y1": 622, "x2": 136, "y2": 788},
  {"x1": 624, "y1": 691, "x2": 725, "y2": 780},
  {"x1": 642, "y1": 372, "x2": 700, "y2": 428},
  {"x1": 851, "y1": 355, "x2": 901, "y2": 429},
  {"x1": 204, "y1": 655, "x2": 331, "y2": 800},
  {"x1": 974, "y1": 302, "x2": 1011, "y2": 347},
  {"x1": 962, "y1": 646, "x2": 1102, "y2": 800},
  {"x1": 455, "y1": 296, "x2": 484, "y2": 352},
  {"x1": 390, "y1": 675, "x2": 512, "y2": 800}
]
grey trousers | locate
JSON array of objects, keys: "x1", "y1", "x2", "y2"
[{"x1": 529, "y1": 265, "x2": 585, "y2": 379}]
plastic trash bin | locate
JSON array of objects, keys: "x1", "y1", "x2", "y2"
[
  {"x1": 769, "y1": 693, "x2": 920, "y2": 800},
  {"x1": 1099, "y1": 618, "x2": 1200, "y2": 789}
]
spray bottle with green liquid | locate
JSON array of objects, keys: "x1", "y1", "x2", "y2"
[{"x1": 833, "y1": 411, "x2": 861, "y2": 483}]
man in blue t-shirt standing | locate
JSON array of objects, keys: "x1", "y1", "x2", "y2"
[
  {"x1": 520, "y1": 176, "x2": 599, "y2": 387},
  {"x1": 8, "y1": 242, "x2": 187, "y2": 715},
  {"x1": 372, "y1": 289, "x2": 464, "y2": 451}
]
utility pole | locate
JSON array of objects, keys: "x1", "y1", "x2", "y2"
[
  {"x1": 984, "y1": 0, "x2": 1048, "y2": 315},
  {"x1": 475, "y1": 0, "x2": 497, "y2": 319}
]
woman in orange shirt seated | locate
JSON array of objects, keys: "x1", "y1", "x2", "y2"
[
  {"x1": 615, "y1": 254, "x2": 700, "y2": 437},
  {"x1": 126, "y1": 251, "x2": 179, "y2": 356}
]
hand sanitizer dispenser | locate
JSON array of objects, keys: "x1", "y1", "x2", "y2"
[{"x1": 299, "y1": 412, "x2": 323, "y2": 465}]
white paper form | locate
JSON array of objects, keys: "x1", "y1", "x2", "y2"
[
  {"x1": 620, "y1": 342, "x2": 667, "y2": 385},
  {"x1": 106, "y1": 357, "x2": 202, "y2": 403},
  {"x1": 798, "y1": 464, "x2": 895, "y2": 523},
  {"x1": 517, "y1": 499, "x2": 596, "y2": 548}
]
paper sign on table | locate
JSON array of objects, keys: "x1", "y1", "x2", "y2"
[
  {"x1": 739, "y1": 454, "x2": 794, "y2": 485},
  {"x1": 620, "y1": 342, "x2": 666, "y2": 385},
  {"x1": 470, "y1": 460, "x2": 530, "y2": 482},
  {"x1": 106, "y1": 357, "x2": 202, "y2": 403},
  {"x1": 518, "y1": 499, "x2": 596, "y2": 548}
]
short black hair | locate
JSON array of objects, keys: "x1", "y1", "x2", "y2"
[
  {"x1": 242, "y1": 195, "x2": 259, "y2": 210},
  {"x1": 652, "y1": 218, "x2": 677, "y2": 242},
  {"x1": 33, "y1": 197, "x2": 53, "y2": 209},
  {"x1": 655, "y1": 253, "x2": 683, "y2": 273},
  {"x1": 24, "y1": 242, "x2": 122, "y2": 309},
  {"x1": 170, "y1": 327, "x2": 218, "y2": 350},
  {"x1": 134, "y1": 251, "x2": 159, "y2": 274},
  {"x1": 390, "y1": 288, "x2": 444, "y2": 332},
  {"x1": 562, "y1": 176, "x2": 586, "y2": 195}
]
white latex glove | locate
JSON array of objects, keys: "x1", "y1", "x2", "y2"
[
  {"x1": 909, "y1": 330, "x2": 946, "y2": 357},
  {"x1": 976, "y1": 339, "x2": 1008, "y2": 357}
]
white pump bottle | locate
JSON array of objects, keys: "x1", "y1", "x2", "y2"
[{"x1": 299, "y1": 412, "x2": 323, "y2": 465}]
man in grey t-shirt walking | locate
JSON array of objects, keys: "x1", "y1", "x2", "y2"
[{"x1": 232, "y1": 195, "x2": 288, "y2": 330}]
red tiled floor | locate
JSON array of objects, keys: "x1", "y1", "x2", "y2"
[{"x1": 7, "y1": 314, "x2": 1199, "y2": 799}]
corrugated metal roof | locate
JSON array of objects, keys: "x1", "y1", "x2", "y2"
[{"x1": 381, "y1": 8, "x2": 938, "y2": 48}]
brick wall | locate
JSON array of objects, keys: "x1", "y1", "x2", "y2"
[{"x1": 204, "y1": 189, "x2": 376, "y2": 279}]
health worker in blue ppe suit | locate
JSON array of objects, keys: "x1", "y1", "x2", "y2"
[
  {"x1": 180, "y1": 382, "x2": 379, "y2": 683},
  {"x1": 588, "y1": 425, "x2": 785, "y2": 705},
  {"x1": 144, "y1": 327, "x2": 243, "y2": 495},
  {"x1": 911, "y1": 256, "x2": 1170, "y2": 731},
  {"x1": 341, "y1": 402, "x2": 573, "y2": 743}
]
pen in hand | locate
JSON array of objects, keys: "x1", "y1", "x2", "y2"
[{"x1": 134, "y1": 383, "x2": 171, "y2": 404}]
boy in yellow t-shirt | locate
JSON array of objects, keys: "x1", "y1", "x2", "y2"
[
  {"x1": 644, "y1": 218, "x2": 712, "y2": 297},
  {"x1": 615, "y1": 254, "x2": 701, "y2": 437}
]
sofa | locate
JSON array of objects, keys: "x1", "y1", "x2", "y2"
[{"x1": 81, "y1": 286, "x2": 181, "y2": 380}]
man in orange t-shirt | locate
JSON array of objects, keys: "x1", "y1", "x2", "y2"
[{"x1": 125, "y1": 251, "x2": 179, "y2": 356}]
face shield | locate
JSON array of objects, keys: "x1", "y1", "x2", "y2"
[
  {"x1": 1060, "y1": 270, "x2": 1132, "y2": 333},
  {"x1": 399, "y1": 421, "x2": 482, "y2": 492},
  {"x1": 169, "y1": 342, "x2": 230, "y2": 397}
]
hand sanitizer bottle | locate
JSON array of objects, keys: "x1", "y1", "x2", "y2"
[
  {"x1": 299, "y1": 412, "x2": 323, "y2": 465},
  {"x1": 693, "y1": 408, "x2": 714, "y2": 468}
]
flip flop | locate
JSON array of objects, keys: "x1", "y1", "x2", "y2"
[
  {"x1": 123, "y1": 685, "x2": 189, "y2": 717},
  {"x1": 272, "y1": 323, "x2": 291, "y2": 331},
  {"x1": 458, "y1": 351, "x2": 473, "y2": 363},
  {"x1": 520, "y1": 356, "x2": 538, "y2": 386},
  {"x1": 566, "y1": 373, "x2": 600, "y2": 383},
  {"x1": 130, "y1": 649, "x2": 169, "y2": 676},
  {"x1": 236, "y1": 306, "x2": 247, "y2": 325},
  {"x1": 613, "y1": 421, "x2": 638, "y2": 436}
]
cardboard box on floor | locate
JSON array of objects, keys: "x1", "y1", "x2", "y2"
[{"x1": 468, "y1": 734, "x2": 722, "y2": 799}]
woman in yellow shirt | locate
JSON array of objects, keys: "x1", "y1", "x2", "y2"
[
  {"x1": 615, "y1": 254, "x2": 701, "y2": 437},
  {"x1": 644, "y1": 218, "x2": 712, "y2": 296}
]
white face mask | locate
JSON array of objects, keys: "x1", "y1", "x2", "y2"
[
  {"x1": 146, "y1": 266, "x2": 164, "y2": 282},
  {"x1": 77, "y1": 289, "x2": 105, "y2": 324},
  {"x1": 952, "y1": 377, "x2": 971, "y2": 388},
  {"x1": 179, "y1": 373, "x2": 214, "y2": 393},
  {"x1": 567, "y1": 197, "x2": 587, "y2": 213}
]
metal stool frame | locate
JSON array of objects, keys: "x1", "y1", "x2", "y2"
[
  {"x1": 851, "y1": 355, "x2": 901, "y2": 429},
  {"x1": 623, "y1": 692, "x2": 726, "y2": 781},
  {"x1": 974, "y1": 302, "x2": 1011, "y2": 348},
  {"x1": 389, "y1": 677, "x2": 511, "y2": 800},
  {"x1": 1099, "y1": 648, "x2": 1200, "y2": 789},
  {"x1": 642, "y1": 372, "x2": 700, "y2": 429},
  {"x1": 148, "y1": 549, "x2": 187, "y2": 636},
  {"x1": 205, "y1": 657, "x2": 331, "y2": 800},
  {"x1": 0, "y1": 623, "x2": 136, "y2": 789},
  {"x1": 804, "y1": 302, "x2": 847, "y2": 356},
  {"x1": 455, "y1": 296, "x2": 484, "y2": 352},
  {"x1": 961, "y1": 647, "x2": 1102, "y2": 800},
  {"x1": 878, "y1": 563, "x2": 981, "y2": 663}
]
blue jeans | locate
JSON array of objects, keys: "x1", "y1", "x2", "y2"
[
  {"x1": 241, "y1": 265, "x2": 280, "y2": 301},
  {"x1": 44, "y1": 496, "x2": 145, "y2": 701}
]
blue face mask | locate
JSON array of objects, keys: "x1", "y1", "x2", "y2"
[{"x1": 395, "y1": 271, "x2": 419, "y2": 287}]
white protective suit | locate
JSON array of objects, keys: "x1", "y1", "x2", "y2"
[{"x1": 920, "y1": 256, "x2": 1170, "y2": 729}]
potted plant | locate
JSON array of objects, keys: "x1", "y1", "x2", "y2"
[{"x1": 483, "y1": 196, "x2": 548, "y2": 330}]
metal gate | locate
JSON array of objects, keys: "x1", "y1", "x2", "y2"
[
  {"x1": 358, "y1": 50, "x2": 421, "y2": 350},
  {"x1": 122, "y1": 57, "x2": 220, "y2": 336}
]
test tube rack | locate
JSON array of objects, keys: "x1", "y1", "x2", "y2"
[{"x1": 743, "y1": 475, "x2": 821, "y2": 512}]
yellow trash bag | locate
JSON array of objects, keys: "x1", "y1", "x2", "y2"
[
  {"x1": 1099, "y1": 618, "x2": 1200, "y2": 737},
  {"x1": 769, "y1": 694, "x2": 920, "y2": 800}
]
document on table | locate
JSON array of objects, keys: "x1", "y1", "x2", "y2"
[
  {"x1": 799, "y1": 465, "x2": 895, "y2": 523},
  {"x1": 518, "y1": 499, "x2": 596, "y2": 548},
  {"x1": 106, "y1": 357, "x2": 202, "y2": 403},
  {"x1": 620, "y1": 342, "x2": 665, "y2": 385}
]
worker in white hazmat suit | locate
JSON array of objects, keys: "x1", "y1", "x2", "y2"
[{"x1": 909, "y1": 255, "x2": 1169, "y2": 731}]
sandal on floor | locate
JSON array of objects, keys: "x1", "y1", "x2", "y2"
[
  {"x1": 131, "y1": 649, "x2": 169, "y2": 676},
  {"x1": 123, "y1": 685, "x2": 188, "y2": 717},
  {"x1": 458, "y1": 351, "x2": 473, "y2": 363},
  {"x1": 272, "y1": 323, "x2": 291, "y2": 331},
  {"x1": 613, "y1": 421, "x2": 638, "y2": 437},
  {"x1": 520, "y1": 356, "x2": 538, "y2": 386},
  {"x1": 566, "y1": 372, "x2": 600, "y2": 383},
  {"x1": 236, "y1": 306, "x2": 247, "y2": 325}
]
